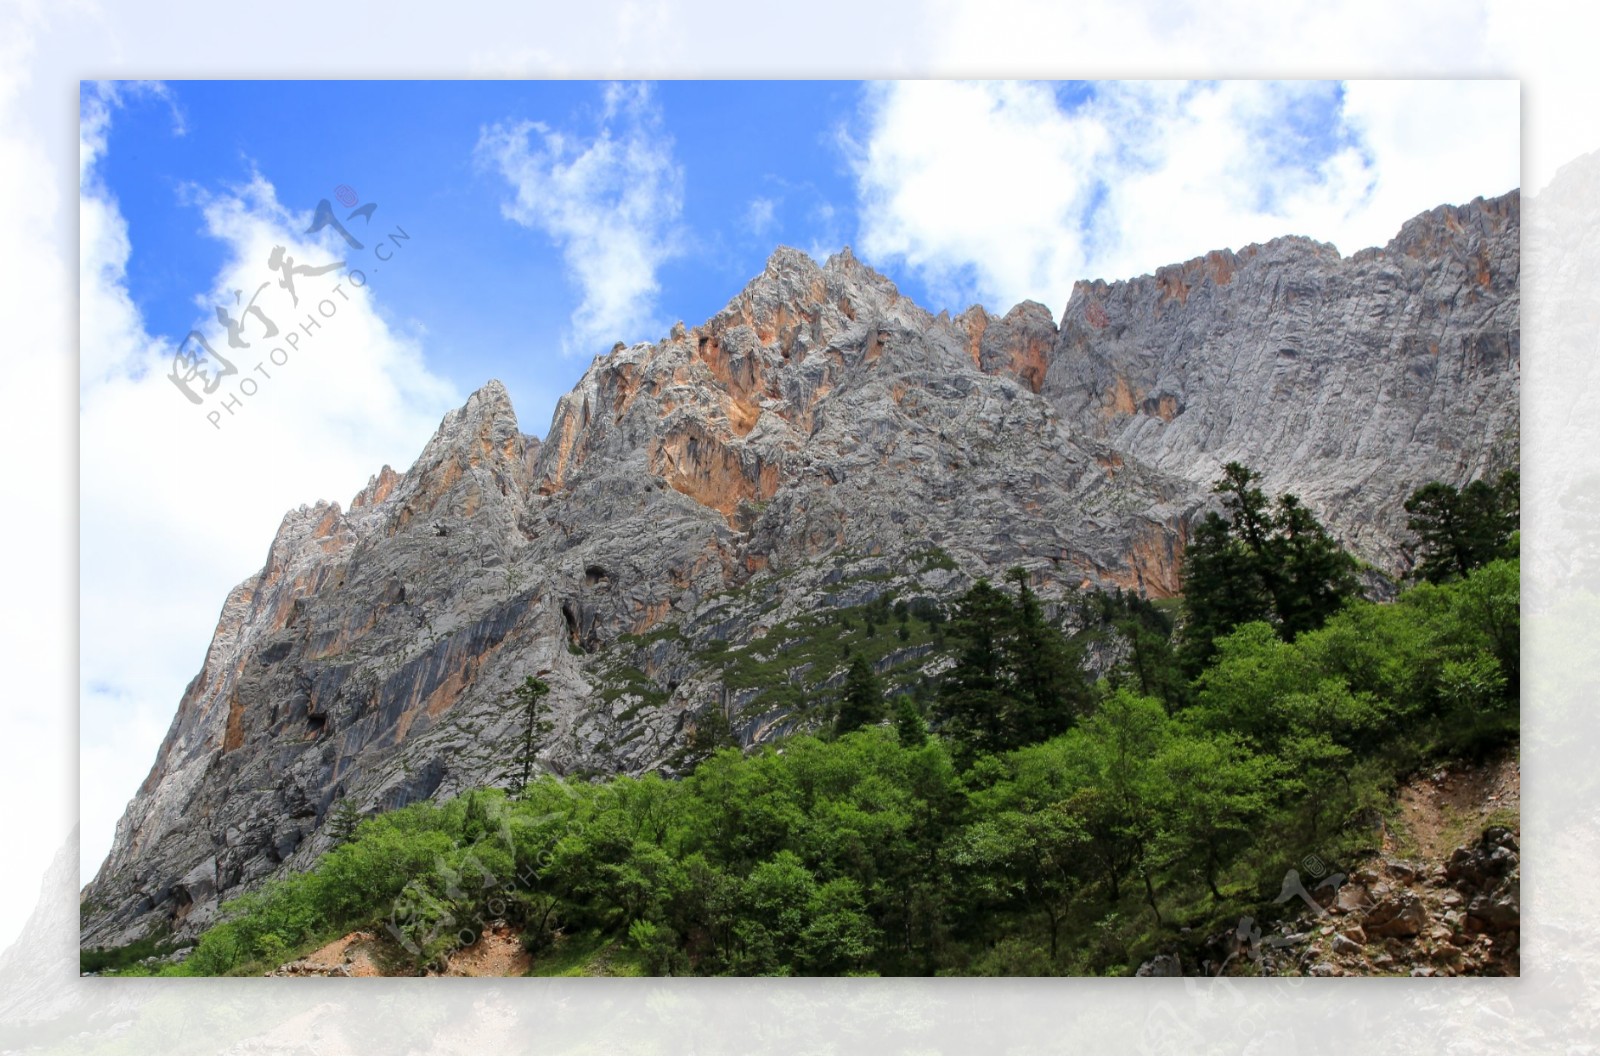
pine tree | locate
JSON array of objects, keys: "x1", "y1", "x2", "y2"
[
  {"x1": 937, "y1": 573, "x2": 1090, "y2": 754},
  {"x1": 1179, "y1": 463, "x2": 1357, "y2": 672},
  {"x1": 1116, "y1": 616, "x2": 1184, "y2": 710},
  {"x1": 685, "y1": 704, "x2": 738, "y2": 765},
  {"x1": 1178, "y1": 511, "x2": 1271, "y2": 673},
  {"x1": 1405, "y1": 469, "x2": 1519, "y2": 582},
  {"x1": 1002, "y1": 567, "x2": 1086, "y2": 745},
  {"x1": 1272, "y1": 493, "x2": 1358, "y2": 638},
  {"x1": 936, "y1": 579, "x2": 1015, "y2": 753},
  {"x1": 836, "y1": 653, "x2": 884, "y2": 735},
  {"x1": 325, "y1": 797, "x2": 363, "y2": 845},
  {"x1": 893, "y1": 695, "x2": 928, "y2": 747},
  {"x1": 503, "y1": 674, "x2": 553, "y2": 799},
  {"x1": 1216, "y1": 462, "x2": 1281, "y2": 593}
]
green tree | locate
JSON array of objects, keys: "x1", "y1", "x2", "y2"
[
  {"x1": 504, "y1": 675, "x2": 553, "y2": 799},
  {"x1": 836, "y1": 653, "x2": 885, "y2": 735},
  {"x1": 1404, "y1": 469, "x2": 1519, "y2": 583},
  {"x1": 937, "y1": 579, "x2": 1016, "y2": 754},
  {"x1": 629, "y1": 918, "x2": 687, "y2": 975},
  {"x1": 684, "y1": 704, "x2": 738, "y2": 767},
  {"x1": 937, "y1": 574, "x2": 1089, "y2": 754},
  {"x1": 1004, "y1": 567, "x2": 1089, "y2": 745},
  {"x1": 1094, "y1": 588, "x2": 1184, "y2": 710},
  {"x1": 1272, "y1": 493, "x2": 1359, "y2": 638},
  {"x1": 325, "y1": 797, "x2": 363, "y2": 846},
  {"x1": 953, "y1": 801, "x2": 1088, "y2": 964},
  {"x1": 893, "y1": 695, "x2": 928, "y2": 747},
  {"x1": 1180, "y1": 463, "x2": 1356, "y2": 672},
  {"x1": 1080, "y1": 690, "x2": 1171, "y2": 923},
  {"x1": 1151, "y1": 732, "x2": 1275, "y2": 899}
]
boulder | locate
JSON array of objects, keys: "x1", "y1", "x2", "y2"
[
  {"x1": 1135, "y1": 954, "x2": 1183, "y2": 977},
  {"x1": 1364, "y1": 893, "x2": 1429, "y2": 938}
]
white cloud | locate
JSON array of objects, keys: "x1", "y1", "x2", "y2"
[
  {"x1": 77, "y1": 87, "x2": 460, "y2": 883},
  {"x1": 744, "y1": 195, "x2": 777, "y2": 237},
  {"x1": 476, "y1": 82, "x2": 685, "y2": 356},
  {"x1": 846, "y1": 80, "x2": 1520, "y2": 315},
  {"x1": 1333, "y1": 80, "x2": 1522, "y2": 243},
  {"x1": 0, "y1": 3, "x2": 73, "y2": 955},
  {"x1": 846, "y1": 80, "x2": 1109, "y2": 311}
]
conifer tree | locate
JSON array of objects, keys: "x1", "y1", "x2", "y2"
[
  {"x1": 1179, "y1": 463, "x2": 1357, "y2": 672},
  {"x1": 504, "y1": 674, "x2": 553, "y2": 798},
  {"x1": 893, "y1": 695, "x2": 928, "y2": 747},
  {"x1": 836, "y1": 653, "x2": 885, "y2": 735},
  {"x1": 1404, "y1": 469, "x2": 1519, "y2": 583},
  {"x1": 325, "y1": 797, "x2": 363, "y2": 845},
  {"x1": 1003, "y1": 567, "x2": 1086, "y2": 745},
  {"x1": 936, "y1": 579, "x2": 1016, "y2": 753}
]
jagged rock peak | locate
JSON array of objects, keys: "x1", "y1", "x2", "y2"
[
  {"x1": 1381, "y1": 189, "x2": 1520, "y2": 261},
  {"x1": 723, "y1": 245, "x2": 904, "y2": 317},
  {"x1": 1067, "y1": 238, "x2": 1335, "y2": 307},
  {"x1": 350, "y1": 465, "x2": 400, "y2": 510},
  {"x1": 455, "y1": 378, "x2": 517, "y2": 427},
  {"x1": 79, "y1": 191, "x2": 1519, "y2": 954},
  {"x1": 411, "y1": 379, "x2": 522, "y2": 464},
  {"x1": 763, "y1": 244, "x2": 824, "y2": 273}
]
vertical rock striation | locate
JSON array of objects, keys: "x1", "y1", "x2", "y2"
[{"x1": 81, "y1": 192, "x2": 1519, "y2": 949}]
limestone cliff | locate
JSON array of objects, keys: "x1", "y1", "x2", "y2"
[{"x1": 80, "y1": 191, "x2": 1519, "y2": 949}]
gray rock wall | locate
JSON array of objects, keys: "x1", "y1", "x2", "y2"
[{"x1": 81, "y1": 192, "x2": 1520, "y2": 949}]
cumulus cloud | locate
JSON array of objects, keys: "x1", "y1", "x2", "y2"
[
  {"x1": 744, "y1": 195, "x2": 777, "y2": 237},
  {"x1": 477, "y1": 82, "x2": 685, "y2": 356},
  {"x1": 0, "y1": 11, "x2": 72, "y2": 954},
  {"x1": 846, "y1": 80, "x2": 1519, "y2": 315},
  {"x1": 78, "y1": 84, "x2": 459, "y2": 880}
]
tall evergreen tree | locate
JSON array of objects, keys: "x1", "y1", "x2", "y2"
[
  {"x1": 937, "y1": 573, "x2": 1090, "y2": 754},
  {"x1": 325, "y1": 797, "x2": 363, "y2": 845},
  {"x1": 893, "y1": 694, "x2": 928, "y2": 747},
  {"x1": 1003, "y1": 567, "x2": 1087, "y2": 745},
  {"x1": 1114, "y1": 613, "x2": 1184, "y2": 710},
  {"x1": 1179, "y1": 463, "x2": 1357, "y2": 672},
  {"x1": 1272, "y1": 493, "x2": 1359, "y2": 638},
  {"x1": 937, "y1": 579, "x2": 1016, "y2": 753},
  {"x1": 1178, "y1": 510, "x2": 1272, "y2": 674},
  {"x1": 504, "y1": 674, "x2": 553, "y2": 798},
  {"x1": 1404, "y1": 469, "x2": 1519, "y2": 582},
  {"x1": 836, "y1": 653, "x2": 884, "y2": 735}
]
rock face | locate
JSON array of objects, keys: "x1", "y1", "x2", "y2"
[
  {"x1": 80, "y1": 192, "x2": 1520, "y2": 949},
  {"x1": 1049, "y1": 193, "x2": 1520, "y2": 568}
]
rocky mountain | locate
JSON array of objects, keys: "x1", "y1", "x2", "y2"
[{"x1": 80, "y1": 191, "x2": 1520, "y2": 951}]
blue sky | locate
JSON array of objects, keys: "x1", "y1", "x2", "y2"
[
  {"x1": 77, "y1": 78, "x2": 1520, "y2": 886},
  {"x1": 87, "y1": 79, "x2": 1517, "y2": 444},
  {"x1": 95, "y1": 80, "x2": 871, "y2": 433}
]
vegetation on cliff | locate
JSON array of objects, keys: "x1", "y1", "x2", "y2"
[{"x1": 100, "y1": 470, "x2": 1519, "y2": 977}]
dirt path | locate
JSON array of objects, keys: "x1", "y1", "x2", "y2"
[
  {"x1": 436, "y1": 922, "x2": 531, "y2": 977},
  {"x1": 269, "y1": 931, "x2": 387, "y2": 977},
  {"x1": 1387, "y1": 752, "x2": 1520, "y2": 860}
]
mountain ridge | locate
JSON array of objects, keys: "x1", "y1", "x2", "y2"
[{"x1": 81, "y1": 190, "x2": 1520, "y2": 950}]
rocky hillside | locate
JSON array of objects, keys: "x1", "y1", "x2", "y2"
[
  {"x1": 1138, "y1": 752, "x2": 1521, "y2": 978},
  {"x1": 80, "y1": 191, "x2": 1520, "y2": 950}
]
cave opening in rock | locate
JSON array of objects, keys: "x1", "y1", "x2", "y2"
[
  {"x1": 169, "y1": 884, "x2": 193, "y2": 925},
  {"x1": 561, "y1": 601, "x2": 584, "y2": 651}
]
